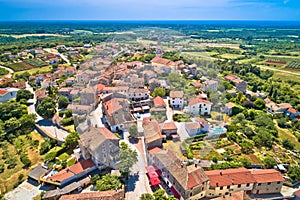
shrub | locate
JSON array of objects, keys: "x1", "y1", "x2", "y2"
[
  {"x1": 0, "y1": 163, "x2": 4, "y2": 173},
  {"x1": 61, "y1": 117, "x2": 74, "y2": 126},
  {"x1": 20, "y1": 153, "x2": 31, "y2": 168},
  {"x1": 44, "y1": 151, "x2": 57, "y2": 162},
  {"x1": 5, "y1": 157, "x2": 17, "y2": 169}
]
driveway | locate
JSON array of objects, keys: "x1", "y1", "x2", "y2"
[
  {"x1": 5, "y1": 180, "x2": 41, "y2": 200},
  {"x1": 175, "y1": 122, "x2": 190, "y2": 141}
]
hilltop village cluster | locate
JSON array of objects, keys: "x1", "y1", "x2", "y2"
[{"x1": 0, "y1": 41, "x2": 299, "y2": 200}]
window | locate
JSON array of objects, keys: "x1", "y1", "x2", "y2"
[
  {"x1": 190, "y1": 192, "x2": 193, "y2": 197},
  {"x1": 220, "y1": 186, "x2": 223, "y2": 190},
  {"x1": 276, "y1": 188, "x2": 278, "y2": 190},
  {"x1": 246, "y1": 183, "x2": 250, "y2": 187},
  {"x1": 267, "y1": 182, "x2": 271, "y2": 185},
  {"x1": 238, "y1": 184, "x2": 241, "y2": 188},
  {"x1": 277, "y1": 182, "x2": 281, "y2": 184},
  {"x1": 227, "y1": 186, "x2": 230, "y2": 189},
  {"x1": 258, "y1": 183, "x2": 261, "y2": 186}
]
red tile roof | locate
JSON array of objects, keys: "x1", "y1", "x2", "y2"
[
  {"x1": 205, "y1": 168, "x2": 256, "y2": 187},
  {"x1": 225, "y1": 102, "x2": 235, "y2": 109},
  {"x1": 59, "y1": 190, "x2": 124, "y2": 200},
  {"x1": 97, "y1": 84, "x2": 105, "y2": 93},
  {"x1": 188, "y1": 97, "x2": 211, "y2": 106},
  {"x1": 148, "y1": 147, "x2": 163, "y2": 155},
  {"x1": 251, "y1": 169, "x2": 284, "y2": 183},
  {"x1": 287, "y1": 107, "x2": 298, "y2": 114},
  {"x1": 170, "y1": 91, "x2": 184, "y2": 98},
  {"x1": 153, "y1": 96, "x2": 166, "y2": 107},
  {"x1": 0, "y1": 89, "x2": 8, "y2": 96},
  {"x1": 295, "y1": 189, "x2": 300, "y2": 196},
  {"x1": 151, "y1": 57, "x2": 175, "y2": 66},
  {"x1": 225, "y1": 74, "x2": 238, "y2": 81},
  {"x1": 161, "y1": 121, "x2": 177, "y2": 131}
]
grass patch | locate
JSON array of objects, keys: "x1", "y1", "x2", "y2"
[
  {"x1": 220, "y1": 53, "x2": 244, "y2": 59},
  {"x1": 14, "y1": 65, "x2": 52, "y2": 76},
  {"x1": 277, "y1": 126, "x2": 300, "y2": 151},
  {"x1": 58, "y1": 153, "x2": 70, "y2": 161},
  {"x1": 67, "y1": 158, "x2": 76, "y2": 166}
]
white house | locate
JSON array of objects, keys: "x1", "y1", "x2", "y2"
[
  {"x1": 170, "y1": 90, "x2": 184, "y2": 109},
  {"x1": 186, "y1": 97, "x2": 212, "y2": 116},
  {"x1": 224, "y1": 102, "x2": 235, "y2": 116},
  {"x1": 0, "y1": 88, "x2": 19, "y2": 102}
]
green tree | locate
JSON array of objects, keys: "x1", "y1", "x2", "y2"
[
  {"x1": 4, "y1": 117, "x2": 20, "y2": 132},
  {"x1": 90, "y1": 174, "x2": 100, "y2": 185},
  {"x1": 153, "y1": 189, "x2": 168, "y2": 200},
  {"x1": 282, "y1": 138, "x2": 295, "y2": 150},
  {"x1": 64, "y1": 132, "x2": 79, "y2": 149},
  {"x1": 128, "y1": 125, "x2": 138, "y2": 138},
  {"x1": 16, "y1": 89, "x2": 34, "y2": 102},
  {"x1": 140, "y1": 193, "x2": 155, "y2": 200},
  {"x1": 240, "y1": 139, "x2": 254, "y2": 154},
  {"x1": 19, "y1": 114, "x2": 36, "y2": 134},
  {"x1": 288, "y1": 165, "x2": 300, "y2": 182},
  {"x1": 95, "y1": 174, "x2": 122, "y2": 191},
  {"x1": 58, "y1": 95, "x2": 70, "y2": 109},
  {"x1": 239, "y1": 156, "x2": 252, "y2": 168},
  {"x1": 263, "y1": 156, "x2": 277, "y2": 169},
  {"x1": 37, "y1": 97, "x2": 56, "y2": 119},
  {"x1": 119, "y1": 142, "x2": 138, "y2": 175},
  {"x1": 253, "y1": 130, "x2": 273, "y2": 148},
  {"x1": 254, "y1": 98, "x2": 266, "y2": 110},
  {"x1": 151, "y1": 87, "x2": 166, "y2": 97}
]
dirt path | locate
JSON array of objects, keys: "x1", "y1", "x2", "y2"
[{"x1": 257, "y1": 65, "x2": 300, "y2": 76}]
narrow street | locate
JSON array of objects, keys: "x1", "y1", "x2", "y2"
[
  {"x1": 123, "y1": 132, "x2": 152, "y2": 200},
  {"x1": 43, "y1": 48, "x2": 71, "y2": 65},
  {"x1": 89, "y1": 102, "x2": 105, "y2": 128}
]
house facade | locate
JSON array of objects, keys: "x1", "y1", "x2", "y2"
[
  {"x1": 79, "y1": 127, "x2": 120, "y2": 169},
  {"x1": 128, "y1": 88, "x2": 149, "y2": 101},
  {"x1": 0, "y1": 88, "x2": 19, "y2": 102},
  {"x1": 186, "y1": 98, "x2": 212, "y2": 116},
  {"x1": 170, "y1": 91, "x2": 184, "y2": 109}
]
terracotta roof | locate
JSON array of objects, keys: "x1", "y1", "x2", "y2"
[
  {"x1": 287, "y1": 107, "x2": 298, "y2": 114},
  {"x1": 195, "y1": 118, "x2": 208, "y2": 125},
  {"x1": 294, "y1": 189, "x2": 300, "y2": 196},
  {"x1": 97, "y1": 84, "x2": 105, "y2": 93},
  {"x1": 0, "y1": 89, "x2": 8, "y2": 96},
  {"x1": 35, "y1": 89, "x2": 47, "y2": 100},
  {"x1": 185, "y1": 122, "x2": 202, "y2": 130},
  {"x1": 211, "y1": 191, "x2": 244, "y2": 200},
  {"x1": 190, "y1": 81, "x2": 202, "y2": 88},
  {"x1": 151, "y1": 57, "x2": 175, "y2": 66},
  {"x1": 103, "y1": 98, "x2": 128, "y2": 115},
  {"x1": 188, "y1": 97, "x2": 211, "y2": 106},
  {"x1": 48, "y1": 169, "x2": 73, "y2": 182},
  {"x1": 11, "y1": 81, "x2": 26, "y2": 88},
  {"x1": 148, "y1": 147, "x2": 163, "y2": 155},
  {"x1": 251, "y1": 169, "x2": 284, "y2": 183},
  {"x1": 59, "y1": 190, "x2": 124, "y2": 200},
  {"x1": 161, "y1": 121, "x2": 177, "y2": 131},
  {"x1": 143, "y1": 120, "x2": 163, "y2": 144},
  {"x1": 153, "y1": 96, "x2": 166, "y2": 107},
  {"x1": 80, "y1": 127, "x2": 119, "y2": 152},
  {"x1": 68, "y1": 159, "x2": 95, "y2": 174},
  {"x1": 170, "y1": 91, "x2": 184, "y2": 98},
  {"x1": 225, "y1": 74, "x2": 238, "y2": 81},
  {"x1": 128, "y1": 88, "x2": 148, "y2": 93},
  {"x1": 225, "y1": 102, "x2": 235, "y2": 109},
  {"x1": 205, "y1": 168, "x2": 256, "y2": 187},
  {"x1": 153, "y1": 149, "x2": 209, "y2": 190}
]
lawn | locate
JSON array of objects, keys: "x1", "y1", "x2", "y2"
[
  {"x1": 220, "y1": 53, "x2": 244, "y2": 59},
  {"x1": 277, "y1": 126, "x2": 300, "y2": 151},
  {"x1": 0, "y1": 131, "x2": 44, "y2": 194},
  {"x1": 164, "y1": 140, "x2": 186, "y2": 160},
  {"x1": 14, "y1": 65, "x2": 52, "y2": 76}
]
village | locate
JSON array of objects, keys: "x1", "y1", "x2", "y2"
[{"x1": 0, "y1": 37, "x2": 300, "y2": 200}]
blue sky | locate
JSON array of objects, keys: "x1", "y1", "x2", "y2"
[{"x1": 0, "y1": 0, "x2": 300, "y2": 20}]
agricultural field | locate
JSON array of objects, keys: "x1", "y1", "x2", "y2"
[
  {"x1": 23, "y1": 59, "x2": 48, "y2": 68},
  {"x1": 220, "y1": 53, "x2": 244, "y2": 59},
  {"x1": 14, "y1": 65, "x2": 52, "y2": 76},
  {"x1": 8, "y1": 62, "x2": 33, "y2": 71},
  {"x1": 286, "y1": 61, "x2": 300, "y2": 70}
]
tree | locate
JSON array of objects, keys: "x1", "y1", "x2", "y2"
[
  {"x1": 253, "y1": 130, "x2": 273, "y2": 148},
  {"x1": 263, "y1": 156, "x2": 277, "y2": 169},
  {"x1": 119, "y1": 142, "x2": 138, "y2": 175},
  {"x1": 95, "y1": 174, "x2": 122, "y2": 191},
  {"x1": 239, "y1": 156, "x2": 252, "y2": 168},
  {"x1": 151, "y1": 87, "x2": 166, "y2": 97},
  {"x1": 128, "y1": 125, "x2": 138, "y2": 138},
  {"x1": 90, "y1": 174, "x2": 100, "y2": 185},
  {"x1": 288, "y1": 165, "x2": 300, "y2": 182},
  {"x1": 282, "y1": 138, "x2": 295, "y2": 150},
  {"x1": 64, "y1": 132, "x2": 79, "y2": 149},
  {"x1": 16, "y1": 89, "x2": 33, "y2": 102},
  {"x1": 19, "y1": 114, "x2": 36, "y2": 134},
  {"x1": 140, "y1": 193, "x2": 154, "y2": 200},
  {"x1": 58, "y1": 95, "x2": 70, "y2": 109},
  {"x1": 153, "y1": 189, "x2": 168, "y2": 200},
  {"x1": 240, "y1": 139, "x2": 254, "y2": 154},
  {"x1": 37, "y1": 97, "x2": 56, "y2": 119},
  {"x1": 254, "y1": 98, "x2": 265, "y2": 110}
]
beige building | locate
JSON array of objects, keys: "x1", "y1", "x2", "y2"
[
  {"x1": 251, "y1": 169, "x2": 284, "y2": 194},
  {"x1": 79, "y1": 127, "x2": 120, "y2": 170},
  {"x1": 170, "y1": 90, "x2": 184, "y2": 109}
]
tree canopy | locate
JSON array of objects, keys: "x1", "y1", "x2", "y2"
[
  {"x1": 95, "y1": 174, "x2": 122, "y2": 191},
  {"x1": 119, "y1": 142, "x2": 138, "y2": 175},
  {"x1": 128, "y1": 125, "x2": 138, "y2": 138},
  {"x1": 36, "y1": 97, "x2": 57, "y2": 119},
  {"x1": 16, "y1": 89, "x2": 33, "y2": 102},
  {"x1": 58, "y1": 95, "x2": 70, "y2": 109}
]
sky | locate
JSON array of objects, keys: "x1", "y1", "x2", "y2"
[{"x1": 0, "y1": 0, "x2": 300, "y2": 21}]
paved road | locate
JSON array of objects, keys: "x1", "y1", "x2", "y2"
[
  {"x1": 26, "y1": 82, "x2": 69, "y2": 141},
  {"x1": 164, "y1": 97, "x2": 173, "y2": 122},
  {"x1": 258, "y1": 65, "x2": 300, "y2": 76},
  {"x1": 43, "y1": 48, "x2": 71, "y2": 65},
  {"x1": 0, "y1": 65, "x2": 14, "y2": 78},
  {"x1": 123, "y1": 132, "x2": 152, "y2": 199},
  {"x1": 89, "y1": 102, "x2": 105, "y2": 128}
]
